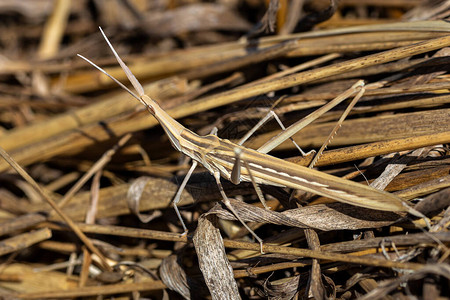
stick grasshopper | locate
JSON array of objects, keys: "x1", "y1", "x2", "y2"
[{"x1": 79, "y1": 28, "x2": 421, "y2": 249}]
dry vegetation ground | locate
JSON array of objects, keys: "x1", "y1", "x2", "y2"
[{"x1": 0, "y1": 0, "x2": 449, "y2": 299}]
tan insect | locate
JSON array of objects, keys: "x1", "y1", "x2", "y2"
[{"x1": 79, "y1": 28, "x2": 421, "y2": 248}]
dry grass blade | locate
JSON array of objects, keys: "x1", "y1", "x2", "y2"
[
  {"x1": 0, "y1": 146, "x2": 111, "y2": 271},
  {"x1": 222, "y1": 240, "x2": 425, "y2": 271},
  {"x1": 288, "y1": 131, "x2": 450, "y2": 167},
  {"x1": 17, "y1": 281, "x2": 167, "y2": 299},
  {"x1": 358, "y1": 264, "x2": 450, "y2": 300},
  {"x1": 0, "y1": 228, "x2": 51, "y2": 256},
  {"x1": 0, "y1": 213, "x2": 46, "y2": 236},
  {"x1": 37, "y1": 0, "x2": 71, "y2": 59},
  {"x1": 321, "y1": 232, "x2": 450, "y2": 253}
]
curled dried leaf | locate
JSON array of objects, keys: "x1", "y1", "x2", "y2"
[
  {"x1": 160, "y1": 255, "x2": 191, "y2": 299},
  {"x1": 262, "y1": 275, "x2": 301, "y2": 300},
  {"x1": 127, "y1": 177, "x2": 162, "y2": 223},
  {"x1": 160, "y1": 253, "x2": 211, "y2": 299}
]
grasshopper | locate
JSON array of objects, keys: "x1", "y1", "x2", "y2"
[{"x1": 79, "y1": 28, "x2": 420, "y2": 248}]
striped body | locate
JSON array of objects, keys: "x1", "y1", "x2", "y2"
[{"x1": 178, "y1": 127, "x2": 408, "y2": 212}]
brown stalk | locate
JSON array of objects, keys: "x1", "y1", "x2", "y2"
[
  {"x1": 0, "y1": 146, "x2": 112, "y2": 271},
  {"x1": 46, "y1": 222, "x2": 425, "y2": 271}
]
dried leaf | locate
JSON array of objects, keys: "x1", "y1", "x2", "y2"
[
  {"x1": 209, "y1": 199, "x2": 403, "y2": 231},
  {"x1": 370, "y1": 148, "x2": 425, "y2": 191},
  {"x1": 304, "y1": 229, "x2": 326, "y2": 300},
  {"x1": 193, "y1": 214, "x2": 240, "y2": 300},
  {"x1": 127, "y1": 176, "x2": 163, "y2": 223},
  {"x1": 262, "y1": 275, "x2": 300, "y2": 300},
  {"x1": 160, "y1": 254, "x2": 209, "y2": 299},
  {"x1": 414, "y1": 186, "x2": 450, "y2": 216}
]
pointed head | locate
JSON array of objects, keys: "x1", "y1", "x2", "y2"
[{"x1": 140, "y1": 95, "x2": 156, "y2": 115}]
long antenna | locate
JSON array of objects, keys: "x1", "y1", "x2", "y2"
[
  {"x1": 98, "y1": 27, "x2": 145, "y2": 97},
  {"x1": 77, "y1": 54, "x2": 141, "y2": 102}
]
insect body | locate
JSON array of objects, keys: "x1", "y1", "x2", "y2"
[
  {"x1": 179, "y1": 127, "x2": 408, "y2": 211},
  {"x1": 79, "y1": 28, "x2": 420, "y2": 246}
]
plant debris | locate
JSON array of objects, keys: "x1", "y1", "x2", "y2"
[{"x1": 0, "y1": 0, "x2": 449, "y2": 299}]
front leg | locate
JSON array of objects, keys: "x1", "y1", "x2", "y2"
[{"x1": 173, "y1": 160, "x2": 198, "y2": 235}]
